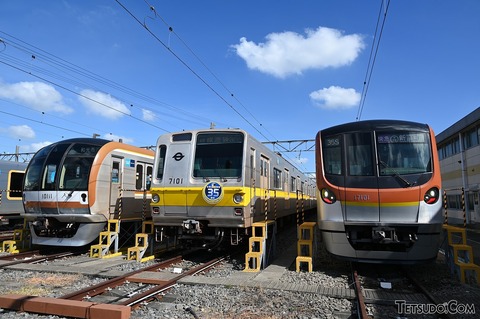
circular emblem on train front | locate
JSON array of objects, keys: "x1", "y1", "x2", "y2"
[{"x1": 202, "y1": 181, "x2": 223, "y2": 204}]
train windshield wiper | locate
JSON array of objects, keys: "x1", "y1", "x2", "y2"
[{"x1": 379, "y1": 160, "x2": 412, "y2": 188}]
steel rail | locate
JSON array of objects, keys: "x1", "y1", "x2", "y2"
[
  {"x1": 122, "y1": 256, "x2": 226, "y2": 308},
  {"x1": 59, "y1": 255, "x2": 183, "y2": 301}
]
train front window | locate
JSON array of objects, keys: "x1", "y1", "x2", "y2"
[
  {"x1": 377, "y1": 131, "x2": 431, "y2": 175},
  {"x1": 193, "y1": 132, "x2": 244, "y2": 178},
  {"x1": 58, "y1": 143, "x2": 101, "y2": 191},
  {"x1": 41, "y1": 143, "x2": 70, "y2": 190},
  {"x1": 24, "y1": 144, "x2": 56, "y2": 191},
  {"x1": 323, "y1": 135, "x2": 343, "y2": 175},
  {"x1": 346, "y1": 132, "x2": 373, "y2": 176}
]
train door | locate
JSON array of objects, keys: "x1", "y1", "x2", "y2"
[
  {"x1": 162, "y1": 137, "x2": 192, "y2": 216},
  {"x1": 109, "y1": 158, "x2": 123, "y2": 215},
  {"x1": 344, "y1": 132, "x2": 379, "y2": 222}
]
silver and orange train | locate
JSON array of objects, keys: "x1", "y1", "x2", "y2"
[
  {"x1": 22, "y1": 138, "x2": 154, "y2": 246},
  {"x1": 316, "y1": 120, "x2": 443, "y2": 264},
  {"x1": 149, "y1": 128, "x2": 316, "y2": 248}
]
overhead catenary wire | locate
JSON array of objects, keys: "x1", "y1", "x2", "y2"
[
  {"x1": 0, "y1": 58, "x2": 170, "y2": 133},
  {"x1": 0, "y1": 31, "x2": 222, "y2": 130},
  {"x1": 0, "y1": 6, "x2": 312, "y2": 174},
  {"x1": 143, "y1": 0, "x2": 278, "y2": 142},
  {"x1": 117, "y1": 1, "x2": 313, "y2": 173},
  {"x1": 356, "y1": 0, "x2": 391, "y2": 121},
  {"x1": 115, "y1": 0, "x2": 271, "y2": 142}
]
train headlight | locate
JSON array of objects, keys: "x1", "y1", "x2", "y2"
[
  {"x1": 424, "y1": 187, "x2": 439, "y2": 204},
  {"x1": 321, "y1": 188, "x2": 336, "y2": 204},
  {"x1": 233, "y1": 193, "x2": 244, "y2": 204},
  {"x1": 152, "y1": 193, "x2": 160, "y2": 204}
]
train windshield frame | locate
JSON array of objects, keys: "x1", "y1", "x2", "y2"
[
  {"x1": 24, "y1": 142, "x2": 103, "y2": 192},
  {"x1": 193, "y1": 132, "x2": 244, "y2": 179},
  {"x1": 322, "y1": 129, "x2": 432, "y2": 178}
]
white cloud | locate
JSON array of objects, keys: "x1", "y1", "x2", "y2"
[
  {"x1": 309, "y1": 86, "x2": 360, "y2": 109},
  {"x1": 21, "y1": 141, "x2": 53, "y2": 153},
  {"x1": 0, "y1": 81, "x2": 73, "y2": 113},
  {"x1": 142, "y1": 109, "x2": 155, "y2": 122},
  {"x1": 9, "y1": 125, "x2": 35, "y2": 139},
  {"x1": 292, "y1": 156, "x2": 309, "y2": 166},
  {"x1": 232, "y1": 27, "x2": 365, "y2": 78},
  {"x1": 78, "y1": 89, "x2": 130, "y2": 119}
]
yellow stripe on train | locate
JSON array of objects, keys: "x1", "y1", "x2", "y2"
[{"x1": 151, "y1": 186, "x2": 313, "y2": 207}]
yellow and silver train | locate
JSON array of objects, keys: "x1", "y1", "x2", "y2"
[
  {"x1": 22, "y1": 138, "x2": 154, "y2": 246},
  {"x1": 150, "y1": 128, "x2": 316, "y2": 248}
]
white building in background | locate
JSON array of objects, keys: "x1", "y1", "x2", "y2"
[{"x1": 436, "y1": 107, "x2": 480, "y2": 225}]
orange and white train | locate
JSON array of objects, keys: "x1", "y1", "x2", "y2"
[
  {"x1": 316, "y1": 120, "x2": 443, "y2": 264},
  {"x1": 22, "y1": 138, "x2": 154, "y2": 246}
]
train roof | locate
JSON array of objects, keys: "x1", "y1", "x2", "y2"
[
  {"x1": 45, "y1": 138, "x2": 111, "y2": 147},
  {"x1": 320, "y1": 120, "x2": 430, "y2": 135}
]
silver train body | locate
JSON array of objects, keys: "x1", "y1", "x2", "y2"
[
  {"x1": 22, "y1": 138, "x2": 154, "y2": 246},
  {"x1": 150, "y1": 128, "x2": 316, "y2": 247},
  {"x1": 0, "y1": 160, "x2": 27, "y2": 226},
  {"x1": 316, "y1": 120, "x2": 443, "y2": 264}
]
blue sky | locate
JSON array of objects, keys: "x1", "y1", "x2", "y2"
[{"x1": 0, "y1": 1, "x2": 479, "y2": 174}]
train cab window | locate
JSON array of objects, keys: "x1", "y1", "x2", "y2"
[
  {"x1": 8, "y1": 171, "x2": 24, "y2": 199},
  {"x1": 136, "y1": 164, "x2": 144, "y2": 190},
  {"x1": 59, "y1": 143, "x2": 99, "y2": 191},
  {"x1": 193, "y1": 132, "x2": 243, "y2": 178},
  {"x1": 41, "y1": 143, "x2": 70, "y2": 190},
  {"x1": 323, "y1": 135, "x2": 343, "y2": 175},
  {"x1": 346, "y1": 132, "x2": 373, "y2": 176},
  {"x1": 377, "y1": 131, "x2": 431, "y2": 175},
  {"x1": 156, "y1": 145, "x2": 167, "y2": 181},
  {"x1": 24, "y1": 144, "x2": 55, "y2": 191}
]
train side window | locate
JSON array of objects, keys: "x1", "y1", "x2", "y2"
[
  {"x1": 8, "y1": 171, "x2": 24, "y2": 199},
  {"x1": 291, "y1": 176, "x2": 296, "y2": 193},
  {"x1": 136, "y1": 164, "x2": 143, "y2": 190},
  {"x1": 146, "y1": 166, "x2": 152, "y2": 190},
  {"x1": 273, "y1": 168, "x2": 282, "y2": 189},
  {"x1": 112, "y1": 162, "x2": 120, "y2": 184},
  {"x1": 156, "y1": 145, "x2": 167, "y2": 181}
]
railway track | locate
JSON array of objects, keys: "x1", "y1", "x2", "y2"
[
  {"x1": 0, "y1": 249, "x2": 81, "y2": 268},
  {"x1": 350, "y1": 262, "x2": 475, "y2": 319},
  {"x1": 0, "y1": 252, "x2": 229, "y2": 318}
]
